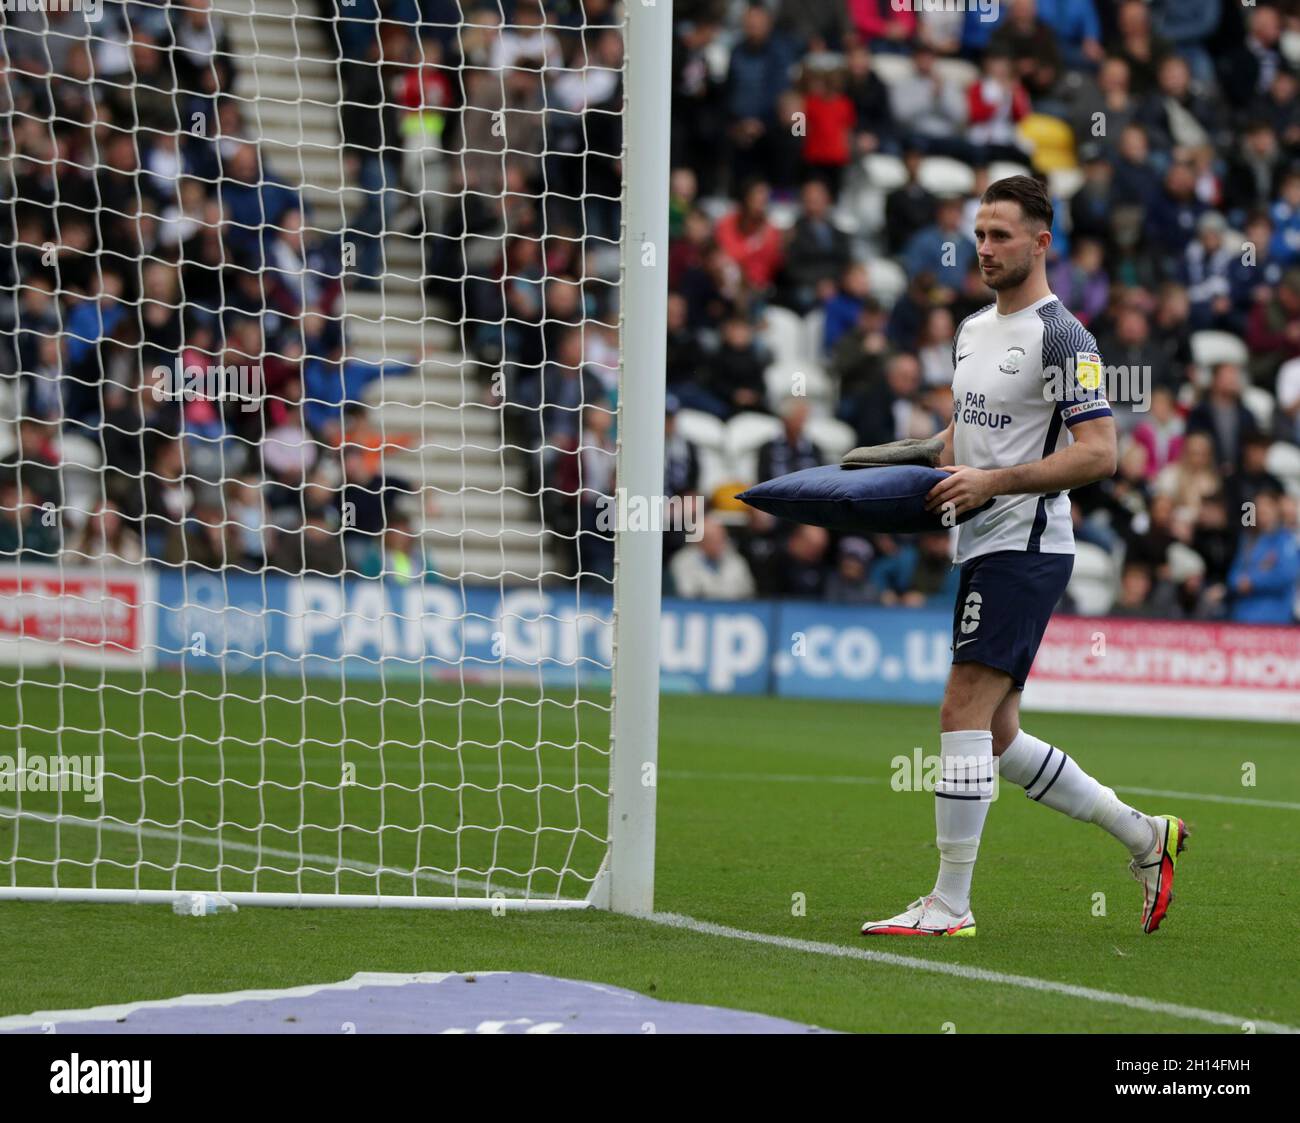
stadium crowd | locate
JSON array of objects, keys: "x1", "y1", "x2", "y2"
[
  {"x1": 1, "y1": 0, "x2": 1299, "y2": 624},
  {"x1": 0, "y1": 0, "x2": 455, "y2": 581},
  {"x1": 658, "y1": 0, "x2": 1300, "y2": 624}
]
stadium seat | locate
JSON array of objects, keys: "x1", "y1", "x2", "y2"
[
  {"x1": 1242, "y1": 385, "x2": 1276, "y2": 431},
  {"x1": 988, "y1": 160, "x2": 1034, "y2": 184},
  {"x1": 767, "y1": 199, "x2": 800, "y2": 231},
  {"x1": 869, "y1": 53, "x2": 915, "y2": 88},
  {"x1": 840, "y1": 180, "x2": 887, "y2": 237},
  {"x1": 695, "y1": 195, "x2": 733, "y2": 224},
  {"x1": 1190, "y1": 330, "x2": 1249, "y2": 370},
  {"x1": 673, "y1": 408, "x2": 730, "y2": 499},
  {"x1": 803, "y1": 307, "x2": 826, "y2": 362},
  {"x1": 55, "y1": 433, "x2": 104, "y2": 533},
  {"x1": 1166, "y1": 542, "x2": 1207, "y2": 584},
  {"x1": 1048, "y1": 167, "x2": 1086, "y2": 200},
  {"x1": 726, "y1": 410, "x2": 786, "y2": 484},
  {"x1": 760, "y1": 305, "x2": 807, "y2": 366},
  {"x1": 1067, "y1": 541, "x2": 1118, "y2": 615},
  {"x1": 1018, "y1": 114, "x2": 1076, "y2": 173},
  {"x1": 1265, "y1": 441, "x2": 1300, "y2": 497},
  {"x1": 866, "y1": 257, "x2": 908, "y2": 308},
  {"x1": 764, "y1": 361, "x2": 833, "y2": 414},
  {"x1": 862, "y1": 153, "x2": 908, "y2": 193},
  {"x1": 805, "y1": 416, "x2": 857, "y2": 462},
  {"x1": 932, "y1": 57, "x2": 979, "y2": 88},
  {"x1": 918, "y1": 156, "x2": 976, "y2": 198}
]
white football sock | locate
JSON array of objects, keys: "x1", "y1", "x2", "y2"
[
  {"x1": 999, "y1": 729, "x2": 1153, "y2": 855},
  {"x1": 931, "y1": 729, "x2": 995, "y2": 915}
]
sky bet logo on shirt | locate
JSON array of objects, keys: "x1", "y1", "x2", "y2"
[
  {"x1": 1075, "y1": 351, "x2": 1103, "y2": 390},
  {"x1": 957, "y1": 391, "x2": 1012, "y2": 429}
]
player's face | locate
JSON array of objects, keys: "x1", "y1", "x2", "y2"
[{"x1": 973, "y1": 202, "x2": 1044, "y2": 291}]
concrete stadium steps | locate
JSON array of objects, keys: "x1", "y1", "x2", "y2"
[
  {"x1": 220, "y1": 0, "x2": 557, "y2": 583},
  {"x1": 225, "y1": 0, "x2": 347, "y2": 208}
]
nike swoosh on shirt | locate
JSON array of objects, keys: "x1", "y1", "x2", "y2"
[
  {"x1": 954, "y1": 638, "x2": 978, "y2": 649},
  {"x1": 956, "y1": 351, "x2": 973, "y2": 362}
]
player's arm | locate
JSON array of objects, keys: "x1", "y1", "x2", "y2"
[
  {"x1": 925, "y1": 416, "x2": 1117, "y2": 515},
  {"x1": 936, "y1": 419, "x2": 955, "y2": 467}
]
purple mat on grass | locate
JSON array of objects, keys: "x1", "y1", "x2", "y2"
[{"x1": 3, "y1": 972, "x2": 830, "y2": 1034}]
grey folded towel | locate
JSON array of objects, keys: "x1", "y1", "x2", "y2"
[{"x1": 840, "y1": 436, "x2": 945, "y2": 469}]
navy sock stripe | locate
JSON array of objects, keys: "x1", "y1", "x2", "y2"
[
  {"x1": 1031, "y1": 751, "x2": 1069, "y2": 802},
  {"x1": 1024, "y1": 744, "x2": 1055, "y2": 793}
]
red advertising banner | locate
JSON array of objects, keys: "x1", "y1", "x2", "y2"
[
  {"x1": 1024, "y1": 615, "x2": 1300, "y2": 721},
  {"x1": 0, "y1": 566, "x2": 152, "y2": 666}
]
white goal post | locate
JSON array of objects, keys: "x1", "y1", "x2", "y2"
[{"x1": 0, "y1": 0, "x2": 671, "y2": 913}]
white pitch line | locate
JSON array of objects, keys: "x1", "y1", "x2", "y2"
[
  {"x1": 53, "y1": 751, "x2": 1300, "y2": 807},
  {"x1": 646, "y1": 912, "x2": 1299, "y2": 1035},
  {"x1": 5, "y1": 808, "x2": 1295, "y2": 1033},
  {"x1": 1114, "y1": 786, "x2": 1300, "y2": 811},
  {"x1": 0, "y1": 807, "x2": 537, "y2": 899}
]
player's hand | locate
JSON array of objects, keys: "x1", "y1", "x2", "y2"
[{"x1": 924, "y1": 466, "x2": 998, "y2": 519}]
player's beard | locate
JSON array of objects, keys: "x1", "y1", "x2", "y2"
[{"x1": 981, "y1": 250, "x2": 1034, "y2": 291}]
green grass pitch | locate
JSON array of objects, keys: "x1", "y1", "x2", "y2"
[{"x1": 1, "y1": 669, "x2": 1297, "y2": 1033}]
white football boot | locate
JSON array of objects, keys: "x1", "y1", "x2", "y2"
[
  {"x1": 1130, "y1": 813, "x2": 1188, "y2": 933},
  {"x1": 860, "y1": 894, "x2": 976, "y2": 937}
]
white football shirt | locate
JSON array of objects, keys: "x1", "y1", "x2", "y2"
[{"x1": 950, "y1": 294, "x2": 1112, "y2": 563}]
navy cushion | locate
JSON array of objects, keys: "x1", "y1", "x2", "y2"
[{"x1": 736, "y1": 464, "x2": 990, "y2": 534}]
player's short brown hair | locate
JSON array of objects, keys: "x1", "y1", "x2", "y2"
[{"x1": 980, "y1": 175, "x2": 1054, "y2": 231}]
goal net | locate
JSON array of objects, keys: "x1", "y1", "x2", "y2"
[{"x1": 0, "y1": 0, "x2": 668, "y2": 911}]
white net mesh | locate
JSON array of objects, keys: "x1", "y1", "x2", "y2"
[{"x1": 0, "y1": 0, "x2": 627, "y2": 903}]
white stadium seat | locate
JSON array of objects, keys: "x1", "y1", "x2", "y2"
[
  {"x1": 1166, "y1": 542, "x2": 1206, "y2": 584},
  {"x1": 862, "y1": 152, "x2": 908, "y2": 192},
  {"x1": 1265, "y1": 440, "x2": 1300, "y2": 497},
  {"x1": 988, "y1": 160, "x2": 1034, "y2": 184},
  {"x1": 918, "y1": 156, "x2": 976, "y2": 198},
  {"x1": 870, "y1": 53, "x2": 916, "y2": 88},
  {"x1": 673, "y1": 407, "x2": 726, "y2": 452},
  {"x1": 840, "y1": 180, "x2": 887, "y2": 236},
  {"x1": 1048, "y1": 167, "x2": 1086, "y2": 200},
  {"x1": 673, "y1": 408, "x2": 730, "y2": 499},
  {"x1": 803, "y1": 307, "x2": 826, "y2": 362},
  {"x1": 767, "y1": 200, "x2": 800, "y2": 231},
  {"x1": 805, "y1": 416, "x2": 857, "y2": 462},
  {"x1": 932, "y1": 57, "x2": 979, "y2": 87},
  {"x1": 763, "y1": 361, "x2": 833, "y2": 413},
  {"x1": 1189, "y1": 330, "x2": 1249, "y2": 370},
  {"x1": 1242, "y1": 385, "x2": 1275, "y2": 431},
  {"x1": 726, "y1": 410, "x2": 785, "y2": 484},
  {"x1": 760, "y1": 305, "x2": 807, "y2": 366},
  {"x1": 1067, "y1": 541, "x2": 1118, "y2": 615},
  {"x1": 867, "y1": 257, "x2": 908, "y2": 308}
]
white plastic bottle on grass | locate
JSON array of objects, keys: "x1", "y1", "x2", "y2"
[{"x1": 172, "y1": 892, "x2": 238, "y2": 916}]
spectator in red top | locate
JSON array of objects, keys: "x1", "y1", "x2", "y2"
[
  {"x1": 1131, "y1": 386, "x2": 1186, "y2": 481},
  {"x1": 801, "y1": 66, "x2": 855, "y2": 196},
  {"x1": 967, "y1": 50, "x2": 1033, "y2": 163},
  {"x1": 850, "y1": 0, "x2": 916, "y2": 53},
  {"x1": 714, "y1": 180, "x2": 785, "y2": 295}
]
